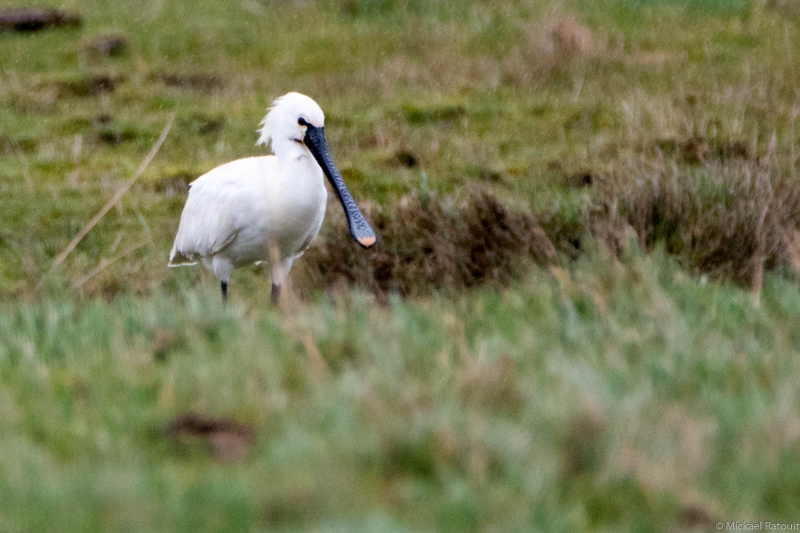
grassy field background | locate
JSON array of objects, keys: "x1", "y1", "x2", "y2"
[{"x1": 2, "y1": 0, "x2": 800, "y2": 531}]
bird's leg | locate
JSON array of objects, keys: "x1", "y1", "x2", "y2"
[
  {"x1": 271, "y1": 283, "x2": 281, "y2": 305},
  {"x1": 221, "y1": 281, "x2": 228, "y2": 303}
]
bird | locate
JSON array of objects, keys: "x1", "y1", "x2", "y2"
[{"x1": 168, "y1": 92, "x2": 376, "y2": 304}]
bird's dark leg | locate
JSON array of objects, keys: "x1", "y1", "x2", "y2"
[
  {"x1": 221, "y1": 281, "x2": 228, "y2": 303},
  {"x1": 271, "y1": 283, "x2": 281, "y2": 305}
]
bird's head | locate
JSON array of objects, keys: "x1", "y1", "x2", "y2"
[
  {"x1": 256, "y1": 92, "x2": 324, "y2": 150},
  {"x1": 256, "y1": 92, "x2": 377, "y2": 249}
]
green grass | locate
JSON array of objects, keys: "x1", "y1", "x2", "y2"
[
  {"x1": 2, "y1": 0, "x2": 800, "y2": 530},
  {"x1": 3, "y1": 251, "x2": 800, "y2": 531}
]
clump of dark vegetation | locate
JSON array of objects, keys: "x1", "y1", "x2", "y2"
[
  {"x1": 463, "y1": 165, "x2": 505, "y2": 184},
  {"x1": 53, "y1": 74, "x2": 120, "y2": 97},
  {"x1": 766, "y1": 0, "x2": 800, "y2": 15},
  {"x1": 378, "y1": 428, "x2": 458, "y2": 480},
  {"x1": 564, "y1": 170, "x2": 595, "y2": 189},
  {"x1": 95, "y1": 126, "x2": 137, "y2": 145},
  {"x1": 0, "y1": 134, "x2": 36, "y2": 154},
  {"x1": 653, "y1": 136, "x2": 752, "y2": 165},
  {"x1": 182, "y1": 113, "x2": 226, "y2": 136},
  {"x1": 260, "y1": 489, "x2": 321, "y2": 528},
  {"x1": 401, "y1": 103, "x2": 466, "y2": 125},
  {"x1": 297, "y1": 190, "x2": 556, "y2": 299},
  {"x1": 561, "y1": 410, "x2": 606, "y2": 477},
  {"x1": 87, "y1": 113, "x2": 147, "y2": 145},
  {"x1": 151, "y1": 72, "x2": 223, "y2": 92},
  {"x1": 580, "y1": 155, "x2": 800, "y2": 287},
  {"x1": 0, "y1": 7, "x2": 81, "y2": 32},
  {"x1": 151, "y1": 172, "x2": 192, "y2": 197},
  {"x1": 298, "y1": 147, "x2": 800, "y2": 299}
]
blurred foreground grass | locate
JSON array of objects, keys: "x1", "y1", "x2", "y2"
[
  {"x1": 2, "y1": 0, "x2": 800, "y2": 530},
  {"x1": 3, "y1": 250, "x2": 800, "y2": 531}
]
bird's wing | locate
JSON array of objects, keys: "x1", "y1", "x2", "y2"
[{"x1": 169, "y1": 157, "x2": 274, "y2": 265}]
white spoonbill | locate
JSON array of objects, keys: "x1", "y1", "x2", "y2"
[{"x1": 168, "y1": 92, "x2": 376, "y2": 303}]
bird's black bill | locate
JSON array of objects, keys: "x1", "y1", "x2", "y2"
[{"x1": 303, "y1": 125, "x2": 377, "y2": 249}]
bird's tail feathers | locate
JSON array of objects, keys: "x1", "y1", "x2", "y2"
[{"x1": 168, "y1": 249, "x2": 197, "y2": 267}]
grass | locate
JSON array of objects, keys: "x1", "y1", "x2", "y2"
[
  {"x1": 1, "y1": 0, "x2": 800, "y2": 530},
  {"x1": 3, "y1": 251, "x2": 800, "y2": 531}
]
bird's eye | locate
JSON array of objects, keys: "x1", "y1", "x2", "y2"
[{"x1": 298, "y1": 118, "x2": 309, "y2": 126}]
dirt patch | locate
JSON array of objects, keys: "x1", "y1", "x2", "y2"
[
  {"x1": 0, "y1": 7, "x2": 81, "y2": 32},
  {"x1": 85, "y1": 34, "x2": 127, "y2": 57},
  {"x1": 677, "y1": 504, "x2": 717, "y2": 530},
  {"x1": 390, "y1": 149, "x2": 419, "y2": 168},
  {"x1": 297, "y1": 190, "x2": 556, "y2": 299},
  {"x1": 169, "y1": 413, "x2": 256, "y2": 462}
]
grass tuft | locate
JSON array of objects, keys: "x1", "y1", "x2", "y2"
[
  {"x1": 586, "y1": 158, "x2": 800, "y2": 286},
  {"x1": 297, "y1": 190, "x2": 556, "y2": 298}
]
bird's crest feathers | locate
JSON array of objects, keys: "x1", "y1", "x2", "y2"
[{"x1": 256, "y1": 92, "x2": 325, "y2": 151}]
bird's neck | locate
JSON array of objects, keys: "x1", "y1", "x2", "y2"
[
  {"x1": 271, "y1": 140, "x2": 325, "y2": 200},
  {"x1": 272, "y1": 138, "x2": 305, "y2": 159},
  {"x1": 274, "y1": 141, "x2": 319, "y2": 177}
]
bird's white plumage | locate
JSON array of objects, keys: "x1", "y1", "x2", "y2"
[{"x1": 169, "y1": 93, "x2": 329, "y2": 290}]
